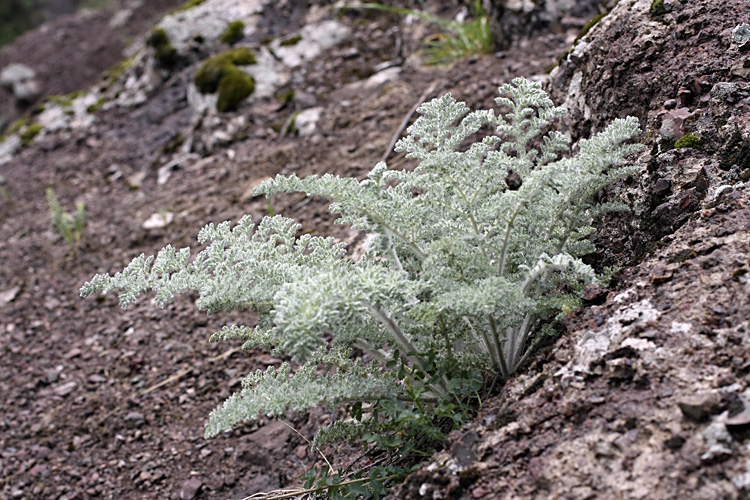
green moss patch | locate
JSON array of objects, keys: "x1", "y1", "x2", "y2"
[
  {"x1": 105, "y1": 55, "x2": 136, "y2": 85},
  {"x1": 216, "y1": 68, "x2": 255, "y2": 112},
  {"x1": 279, "y1": 34, "x2": 303, "y2": 47},
  {"x1": 169, "y1": 0, "x2": 207, "y2": 14},
  {"x1": 46, "y1": 90, "x2": 88, "y2": 108},
  {"x1": 87, "y1": 98, "x2": 106, "y2": 114},
  {"x1": 147, "y1": 28, "x2": 179, "y2": 67},
  {"x1": 674, "y1": 134, "x2": 702, "y2": 149},
  {"x1": 650, "y1": 0, "x2": 665, "y2": 15},
  {"x1": 220, "y1": 21, "x2": 245, "y2": 45},
  {"x1": 0, "y1": 116, "x2": 29, "y2": 142},
  {"x1": 20, "y1": 123, "x2": 42, "y2": 146},
  {"x1": 575, "y1": 14, "x2": 606, "y2": 43},
  {"x1": 163, "y1": 133, "x2": 185, "y2": 154},
  {"x1": 194, "y1": 48, "x2": 257, "y2": 112}
]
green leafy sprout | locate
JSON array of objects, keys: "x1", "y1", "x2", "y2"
[
  {"x1": 81, "y1": 78, "x2": 643, "y2": 496},
  {"x1": 47, "y1": 188, "x2": 87, "y2": 253},
  {"x1": 340, "y1": 1, "x2": 493, "y2": 65}
]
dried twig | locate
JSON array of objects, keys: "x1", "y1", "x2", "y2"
[
  {"x1": 96, "y1": 346, "x2": 242, "y2": 425},
  {"x1": 139, "y1": 346, "x2": 241, "y2": 396},
  {"x1": 279, "y1": 420, "x2": 334, "y2": 472},
  {"x1": 239, "y1": 477, "x2": 371, "y2": 500}
]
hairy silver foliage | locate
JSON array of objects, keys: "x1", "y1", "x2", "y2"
[{"x1": 82, "y1": 78, "x2": 643, "y2": 439}]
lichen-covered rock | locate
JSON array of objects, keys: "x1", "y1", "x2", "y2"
[
  {"x1": 158, "y1": 0, "x2": 269, "y2": 51},
  {"x1": 270, "y1": 20, "x2": 351, "y2": 69}
]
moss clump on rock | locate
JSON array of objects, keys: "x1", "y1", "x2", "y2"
[
  {"x1": 87, "y1": 98, "x2": 106, "y2": 114},
  {"x1": 674, "y1": 134, "x2": 702, "y2": 149},
  {"x1": 279, "y1": 34, "x2": 303, "y2": 47},
  {"x1": 650, "y1": 0, "x2": 665, "y2": 15},
  {"x1": 105, "y1": 55, "x2": 136, "y2": 85},
  {"x1": 194, "y1": 48, "x2": 257, "y2": 112},
  {"x1": 220, "y1": 21, "x2": 245, "y2": 45},
  {"x1": 170, "y1": 0, "x2": 207, "y2": 14},
  {"x1": 147, "y1": 28, "x2": 179, "y2": 67},
  {"x1": 46, "y1": 90, "x2": 88, "y2": 108},
  {"x1": 575, "y1": 14, "x2": 606, "y2": 43},
  {"x1": 20, "y1": 123, "x2": 42, "y2": 146},
  {"x1": 216, "y1": 68, "x2": 255, "y2": 112}
]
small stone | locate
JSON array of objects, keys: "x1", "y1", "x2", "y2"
[
  {"x1": 664, "y1": 435, "x2": 686, "y2": 450},
  {"x1": 87, "y1": 374, "x2": 107, "y2": 384},
  {"x1": 295, "y1": 445, "x2": 307, "y2": 459},
  {"x1": 0, "y1": 286, "x2": 20, "y2": 307},
  {"x1": 732, "y1": 23, "x2": 750, "y2": 47},
  {"x1": 678, "y1": 87, "x2": 693, "y2": 106},
  {"x1": 678, "y1": 392, "x2": 721, "y2": 421},
  {"x1": 664, "y1": 98, "x2": 679, "y2": 110},
  {"x1": 650, "y1": 264, "x2": 675, "y2": 284},
  {"x1": 142, "y1": 212, "x2": 174, "y2": 229},
  {"x1": 653, "y1": 178, "x2": 671, "y2": 197},
  {"x1": 46, "y1": 368, "x2": 60, "y2": 384},
  {"x1": 701, "y1": 443, "x2": 733, "y2": 464},
  {"x1": 694, "y1": 75, "x2": 711, "y2": 94},
  {"x1": 127, "y1": 171, "x2": 147, "y2": 189},
  {"x1": 726, "y1": 408, "x2": 750, "y2": 432},
  {"x1": 54, "y1": 381, "x2": 78, "y2": 397},
  {"x1": 124, "y1": 412, "x2": 145, "y2": 429},
  {"x1": 295, "y1": 107, "x2": 322, "y2": 137},
  {"x1": 180, "y1": 478, "x2": 203, "y2": 500},
  {"x1": 581, "y1": 284, "x2": 608, "y2": 305},
  {"x1": 471, "y1": 485, "x2": 491, "y2": 498},
  {"x1": 29, "y1": 464, "x2": 48, "y2": 476}
]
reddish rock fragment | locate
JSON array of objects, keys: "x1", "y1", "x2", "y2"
[
  {"x1": 726, "y1": 408, "x2": 750, "y2": 432},
  {"x1": 678, "y1": 392, "x2": 721, "y2": 421},
  {"x1": 180, "y1": 478, "x2": 202, "y2": 500},
  {"x1": 650, "y1": 264, "x2": 675, "y2": 284},
  {"x1": 581, "y1": 284, "x2": 608, "y2": 305}
]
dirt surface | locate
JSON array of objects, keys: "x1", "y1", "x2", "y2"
[
  {"x1": 1, "y1": 0, "x2": 748, "y2": 499},
  {"x1": 0, "y1": 0, "x2": 187, "y2": 130}
]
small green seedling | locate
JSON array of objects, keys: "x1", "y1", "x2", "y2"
[{"x1": 47, "y1": 188, "x2": 87, "y2": 253}]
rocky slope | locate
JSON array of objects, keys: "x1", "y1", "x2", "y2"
[{"x1": 0, "y1": 0, "x2": 748, "y2": 499}]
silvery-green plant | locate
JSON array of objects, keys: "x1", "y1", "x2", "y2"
[{"x1": 81, "y1": 78, "x2": 643, "y2": 442}]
